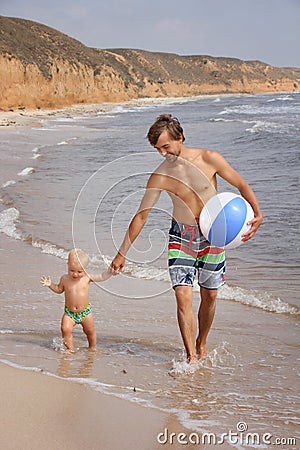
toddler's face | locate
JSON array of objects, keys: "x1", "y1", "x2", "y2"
[{"x1": 68, "y1": 259, "x2": 86, "y2": 280}]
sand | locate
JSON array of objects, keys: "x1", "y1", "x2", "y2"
[
  {"x1": 0, "y1": 362, "x2": 176, "y2": 450},
  {"x1": 0, "y1": 95, "x2": 220, "y2": 129},
  {"x1": 0, "y1": 104, "x2": 113, "y2": 128},
  {"x1": 0, "y1": 101, "x2": 144, "y2": 128}
]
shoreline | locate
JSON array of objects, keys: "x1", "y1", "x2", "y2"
[
  {"x1": 0, "y1": 91, "x2": 297, "y2": 129},
  {"x1": 1, "y1": 91, "x2": 299, "y2": 449},
  {"x1": 0, "y1": 360, "x2": 177, "y2": 450},
  {"x1": 0, "y1": 95, "x2": 214, "y2": 128}
]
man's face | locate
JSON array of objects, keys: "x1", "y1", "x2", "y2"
[{"x1": 154, "y1": 130, "x2": 182, "y2": 162}]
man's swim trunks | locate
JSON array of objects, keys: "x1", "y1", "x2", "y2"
[
  {"x1": 64, "y1": 302, "x2": 92, "y2": 324},
  {"x1": 168, "y1": 220, "x2": 226, "y2": 290}
]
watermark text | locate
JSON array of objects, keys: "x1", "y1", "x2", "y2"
[{"x1": 157, "y1": 422, "x2": 297, "y2": 446}]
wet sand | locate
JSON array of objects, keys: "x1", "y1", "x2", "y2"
[
  {"x1": 0, "y1": 362, "x2": 173, "y2": 450},
  {"x1": 0, "y1": 97, "x2": 196, "y2": 129}
]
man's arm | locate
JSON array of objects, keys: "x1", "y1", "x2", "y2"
[
  {"x1": 111, "y1": 175, "x2": 162, "y2": 272},
  {"x1": 207, "y1": 151, "x2": 263, "y2": 241}
]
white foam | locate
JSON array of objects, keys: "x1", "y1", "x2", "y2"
[
  {"x1": 0, "y1": 207, "x2": 21, "y2": 239},
  {"x1": 2, "y1": 180, "x2": 16, "y2": 187},
  {"x1": 51, "y1": 337, "x2": 66, "y2": 351},
  {"x1": 218, "y1": 103, "x2": 300, "y2": 116},
  {"x1": 170, "y1": 342, "x2": 236, "y2": 375},
  {"x1": 52, "y1": 117, "x2": 77, "y2": 122},
  {"x1": 17, "y1": 167, "x2": 35, "y2": 176},
  {"x1": 31, "y1": 240, "x2": 68, "y2": 259},
  {"x1": 245, "y1": 120, "x2": 285, "y2": 134},
  {"x1": 267, "y1": 95, "x2": 293, "y2": 102},
  {"x1": 211, "y1": 117, "x2": 258, "y2": 125},
  {"x1": 218, "y1": 284, "x2": 299, "y2": 314}
]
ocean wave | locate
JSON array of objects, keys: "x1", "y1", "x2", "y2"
[
  {"x1": 0, "y1": 207, "x2": 22, "y2": 239},
  {"x1": 218, "y1": 284, "x2": 299, "y2": 315},
  {"x1": 211, "y1": 116, "x2": 294, "y2": 134},
  {"x1": 31, "y1": 239, "x2": 69, "y2": 259},
  {"x1": 245, "y1": 120, "x2": 288, "y2": 134},
  {"x1": 267, "y1": 95, "x2": 294, "y2": 102},
  {"x1": 2, "y1": 180, "x2": 16, "y2": 188},
  {"x1": 31, "y1": 146, "x2": 43, "y2": 159},
  {"x1": 0, "y1": 207, "x2": 69, "y2": 257},
  {"x1": 17, "y1": 167, "x2": 35, "y2": 176},
  {"x1": 210, "y1": 117, "x2": 256, "y2": 125},
  {"x1": 218, "y1": 103, "x2": 300, "y2": 116}
]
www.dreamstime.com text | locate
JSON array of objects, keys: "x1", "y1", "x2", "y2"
[{"x1": 157, "y1": 422, "x2": 297, "y2": 446}]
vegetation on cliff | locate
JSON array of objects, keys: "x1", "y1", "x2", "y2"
[{"x1": 0, "y1": 15, "x2": 299, "y2": 110}]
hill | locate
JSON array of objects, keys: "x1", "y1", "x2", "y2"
[{"x1": 0, "y1": 16, "x2": 299, "y2": 110}]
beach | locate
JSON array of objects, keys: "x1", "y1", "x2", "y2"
[
  {"x1": 0, "y1": 362, "x2": 170, "y2": 450},
  {"x1": 0, "y1": 94, "x2": 299, "y2": 450}
]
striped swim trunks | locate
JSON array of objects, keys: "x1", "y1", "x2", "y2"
[{"x1": 168, "y1": 221, "x2": 226, "y2": 290}]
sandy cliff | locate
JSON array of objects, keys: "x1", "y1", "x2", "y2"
[{"x1": 0, "y1": 16, "x2": 299, "y2": 111}]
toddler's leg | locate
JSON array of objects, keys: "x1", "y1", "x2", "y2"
[
  {"x1": 82, "y1": 314, "x2": 97, "y2": 350},
  {"x1": 61, "y1": 313, "x2": 75, "y2": 351}
]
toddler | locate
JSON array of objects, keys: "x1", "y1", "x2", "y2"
[{"x1": 41, "y1": 248, "x2": 113, "y2": 351}]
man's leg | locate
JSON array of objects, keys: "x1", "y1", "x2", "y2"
[
  {"x1": 175, "y1": 285, "x2": 198, "y2": 362},
  {"x1": 196, "y1": 287, "x2": 217, "y2": 357}
]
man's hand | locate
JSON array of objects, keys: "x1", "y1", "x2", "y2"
[
  {"x1": 242, "y1": 214, "x2": 263, "y2": 242},
  {"x1": 110, "y1": 253, "x2": 125, "y2": 274}
]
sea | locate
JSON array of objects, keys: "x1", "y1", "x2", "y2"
[{"x1": 0, "y1": 92, "x2": 299, "y2": 449}]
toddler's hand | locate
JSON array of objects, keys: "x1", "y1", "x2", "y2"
[
  {"x1": 40, "y1": 275, "x2": 51, "y2": 287},
  {"x1": 108, "y1": 266, "x2": 119, "y2": 276}
]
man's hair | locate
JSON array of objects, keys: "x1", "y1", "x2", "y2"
[
  {"x1": 68, "y1": 248, "x2": 89, "y2": 269},
  {"x1": 147, "y1": 114, "x2": 185, "y2": 146}
]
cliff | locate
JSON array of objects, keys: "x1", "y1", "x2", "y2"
[{"x1": 1, "y1": 16, "x2": 299, "y2": 111}]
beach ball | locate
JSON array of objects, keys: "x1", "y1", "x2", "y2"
[{"x1": 200, "y1": 192, "x2": 254, "y2": 249}]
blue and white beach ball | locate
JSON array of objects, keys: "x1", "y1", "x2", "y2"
[{"x1": 200, "y1": 192, "x2": 254, "y2": 249}]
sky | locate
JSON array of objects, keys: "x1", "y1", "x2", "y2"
[{"x1": 1, "y1": 0, "x2": 300, "y2": 68}]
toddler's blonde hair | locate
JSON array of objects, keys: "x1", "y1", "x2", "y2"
[{"x1": 68, "y1": 248, "x2": 89, "y2": 269}]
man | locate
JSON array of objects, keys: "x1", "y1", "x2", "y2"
[{"x1": 111, "y1": 114, "x2": 262, "y2": 362}]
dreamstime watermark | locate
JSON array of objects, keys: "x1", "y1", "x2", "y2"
[
  {"x1": 157, "y1": 422, "x2": 297, "y2": 446},
  {"x1": 71, "y1": 152, "x2": 219, "y2": 298},
  {"x1": 71, "y1": 152, "x2": 172, "y2": 298}
]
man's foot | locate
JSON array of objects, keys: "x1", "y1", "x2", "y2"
[
  {"x1": 196, "y1": 341, "x2": 208, "y2": 358},
  {"x1": 187, "y1": 354, "x2": 199, "y2": 364}
]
